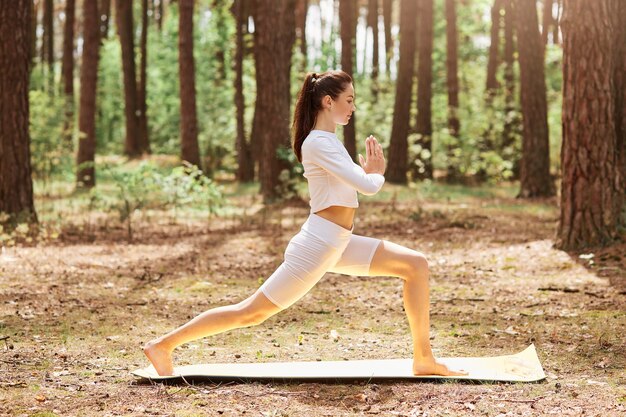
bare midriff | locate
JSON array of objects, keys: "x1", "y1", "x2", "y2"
[{"x1": 314, "y1": 205, "x2": 356, "y2": 231}]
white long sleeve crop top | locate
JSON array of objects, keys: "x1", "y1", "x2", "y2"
[{"x1": 301, "y1": 129, "x2": 385, "y2": 213}]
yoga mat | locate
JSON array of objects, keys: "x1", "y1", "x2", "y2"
[{"x1": 132, "y1": 344, "x2": 545, "y2": 383}]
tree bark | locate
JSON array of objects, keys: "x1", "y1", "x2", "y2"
[
  {"x1": 43, "y1": 0, "x2": 54, "y2": 91},
  {"x1": 514, "y1": 0, "x2": 553, "y2": 197},
  {"x1": 179, "y1": 0, "x2": 202, "y2": 168},
  {"x1": 295, "y1": 0, "x2": 308, "y2": 68},
  {"x1": 414, "y1": 0, "x2": 434, "y2": 180},
  {"x1": 100, "y1": 0, "x2": 112, "y2": 39},
  {"x1": 0, "y1": 0, "x2": 37, "y2": 224},
  {"x1": 382, "y1": 0, "x2": 393, "y2": 77},
  {"x1": 486, "y1": 0, "x2": 503, "y2": 96},
  {"x1": 368, "y1": 0, "x2": 379, "y2": 87},
  {"x1": 253, "y1": 0, "x2": 296, "y2": 202},
  {"x1": 76, "y1": 0, "x2": 101, "y2": 188},
  {"x1": 116, "y1": 0, "x2": 140, "y2": 157},
  {"x1": 501, "y1": 0, "x2": 518, "y2": 166},
  {"x1": 387, "y1": 0, "x2": 417, "y2": 184},
  {"x1": 339, "y1": 0, "x2": 357, "y2": 160},
  {"x1": 541, "y1": 0, "x2": 553, "y2": 46},
  {"x1": 61, "y1": 0, "x2": 76, "y2": 146},
  {"x1": 556, "y1": 0, "x2": 622, "y2": 249},
  {"x1": 138, "y1": 0, "x2": 150, "y2": 154},
  {"x1": 234, "y1": 0, "x2": 253, "y2": 182},
  {"x1": 445, "y1": 0, "x2": 461, "y2": 181}
]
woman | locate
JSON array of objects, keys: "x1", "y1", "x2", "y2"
[{"x1": 144, "y1": 70, "x2": 466, "y2": 377}]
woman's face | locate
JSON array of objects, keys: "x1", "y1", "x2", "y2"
[{"x1": 329, "y1": 83, "x2": 356, "y2": 126}]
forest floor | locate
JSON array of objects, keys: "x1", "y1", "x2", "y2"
[{"x1": 1, "y1": 181, "x2": 625, "y2": 417}]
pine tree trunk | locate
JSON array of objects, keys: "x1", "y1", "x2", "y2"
[
  {"x1": 100, "y1": 0, "x2": 112, "y2": 39},
  {"x1": 552, "y1": 0, "x2": 560, "y2": 45},
  {"x1": 414, "y1": 0, "x2": 434, "y2": 180},
  {"x1": 179, "y1": 0, "x2": 202, "y2": 168},
  {"x1": 445, "y1": 0, "x2": 461, "y2": 181},
  {"x1": 234, "y1": 0, "x2": 253, "y2": 182},
  {"x1": 253, "y1": 0, "x2": 296, "y2": 202},
  {"x1": 542, "y1": 0, "x2": 553, "y2": 46},
  {"x1": 43, "y1": 0, "x2": 54, "y2": 91},
  {"x1": 387, "y1": 0, "x2": 417, "y2": 184},
  {"x1": 486, "y1": 0, "x2": 502, "y2": 97},
  {"x1": 514, "y1": 0, "x2": 553, "y2": 197},
  {"x1": 76, "y1": 0, "x2": 101, "y2": 188},
  {"x1": 138, "y1": 0, "x2": 150, "y2": 154},
  {"x1": 157, "y1": 0, "x2": 164, "y2": 31},
  {"x1": 339, "y1": 0, "x2": 357, "y2": 160},
  {"x1": 116, "y1": 0, "x2": 140, "y2": 157},
  {"x1": 616, "y1": 2, "x2": 626, "y2": 209},
  {"x1": 61, "y1": 0, "x2": 76, "y2": 146},
  {"x1": 556, "y1": 0, "x2": 622, "y2": 249},
  {"x1": 383, "y1": 0, "x2": 393, "y2": 77},
  {"x1": 0, "y1": 0, "x2": 37, "y2": 224},
  {"x1": 502, "y1": 0, "x2": 518, "y2": 171},
  {"x1": 31, "y1": 0, "x2": 37, "y2": 70},
  {"x1": 295, "y1": 0, "x2": 308, "y2": 69},
  {"x1": 368, "y1": 0, "x2": 379, "y2": 88}
]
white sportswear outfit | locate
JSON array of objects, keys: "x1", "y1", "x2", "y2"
[{"x1": 258, "y1": 130, "x2": 386, "y2": 309}]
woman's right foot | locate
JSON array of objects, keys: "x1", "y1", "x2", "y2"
[{"x1": 143, "y1": 339, "x2": 174, "y2": 376}]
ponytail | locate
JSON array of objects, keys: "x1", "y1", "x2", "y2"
[{"x1": 292, "y1": 70, "x2": 353, "y2": 162}]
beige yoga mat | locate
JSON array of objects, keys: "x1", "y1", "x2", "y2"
[{"x1": 132, "y1": 344, "x2": 545, "y2": 383}]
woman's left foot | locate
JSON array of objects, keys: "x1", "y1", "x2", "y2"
[{"x1": 412, "y1": 357, "x2": 468, "y2": 377}]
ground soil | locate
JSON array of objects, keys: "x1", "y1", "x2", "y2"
[{"x1": 1, "y1": 187, "x2": 624, "y2": 416}]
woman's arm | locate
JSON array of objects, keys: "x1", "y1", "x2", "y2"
[{"x1": 304, "y1": 137, "x2": 385, "y2": 195}]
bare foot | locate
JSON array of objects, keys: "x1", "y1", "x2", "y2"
[
  {"x1": 143, "y1": 339, "x2": 175, "y2": 376},
  {"x1": 413, "y1": 357, "x2": 468, "y2": 377}
]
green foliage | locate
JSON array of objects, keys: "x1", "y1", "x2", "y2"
[
  {"x1": 275, "y1": 146, "x2": 304, "y2": 202},
  {"x1": 94, "y1": 161, "x2": 225, "y2": 240},
  {"x1": 29, "y1": 90, "x2": 72, "y2": 183}
]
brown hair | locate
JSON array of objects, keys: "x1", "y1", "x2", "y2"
[{"x1": 292, "y1": 70, "x2": 353, "y2": 162}]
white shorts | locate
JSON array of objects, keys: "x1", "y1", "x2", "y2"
[{"x1": 258, "y1": 213, "x2": 382, "y2": 309}]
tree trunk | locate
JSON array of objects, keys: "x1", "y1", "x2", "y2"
[
  {"x1": 31, "y1": 0, "x2": 37, "y2": 70},
  {"x1": 414, "y1": 0, "x2": 434, "y2": 180},
  {"x1": 339, "y1": 0, "x2": 357, "y2": 160},
  {"x1": 0, "y1": 0, "x2": 37, "y2": 224},
  {"x1": 445, "y1": 0, "x2": 461, "y2": 181},
  {"x1": 501, "y1": 0, "x2": 518, "y2": 172},
  {"x1": 138, "y1": 0, "x2": 150, "y2": 154},
  {"x1": 61, "y1": 0, "x2": 76, "y2": 146},
  {"x1": 234, "y1": 0, "x2": 253, "y2": 182},
  {"x1": 100, "y1": 0, "x2": 112, "y2": 39},
  {"x1": 76, "y1": 0, "x2": 101, "y2": 188},
  {"x1": 368, "y1": 0, "x2": 379, "y2": 89},
  {"x1": 295, "y1": 0, "x2": 308, "y2": 69},
  {"x1": 552, "y1": 0, "x2": 560, "y2": 45},
  {"x1": 542, "y1": 0, "x2": 553, "y2": 46},
  {"x1": 616, "y1": 2, "x2": 626, "y2": 207},
  {"x1": 486, "y1": 0, "x2": 502, "y2": 97},
  {"x1": 382, "y1": 0, "x2": 393, "y2": 77},
  {"x1": 556, "y1": 0, "x2": 622, "y2": 249},
  {"x1": 179, "y1": 0, "x2": 202, "y2": 168},
  {"x1": 253, "y1": 0, "x2": 296, "y2": 202},
  {"x1": 387, "y1": 0, "x2": 417, "y2": 184},
  {"x1": 43, "y1": 0, "x2": 54, "y2": 91},
  {"x1": 514, "y1": 0, "x2": 553, "y2": 197},
  {"x1": 116, "y1": 0, "x2": 140, "y2": 157},
  {"x1": 157, "y1": 0, "x2": 164, "y2": 31}
]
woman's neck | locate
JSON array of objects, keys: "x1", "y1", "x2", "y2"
[{"x1": 312, "y1": 114, "x2": 336, "y2": 134}]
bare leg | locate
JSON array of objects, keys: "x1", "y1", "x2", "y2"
[
  {"x1": 369, "y1": 240, "x2": 467, "y2": 376},
  {"x1": 143, "y1": 289, "x2": 282, "y2": 376}
]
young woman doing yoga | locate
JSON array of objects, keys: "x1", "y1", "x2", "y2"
[{"x1": 143, "y1": 69, "x2": 467, "y2": 377}]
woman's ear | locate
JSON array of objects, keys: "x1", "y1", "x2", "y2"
[{"x1": 323, "y1": 95, "x2": 332, "y2": 110}]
